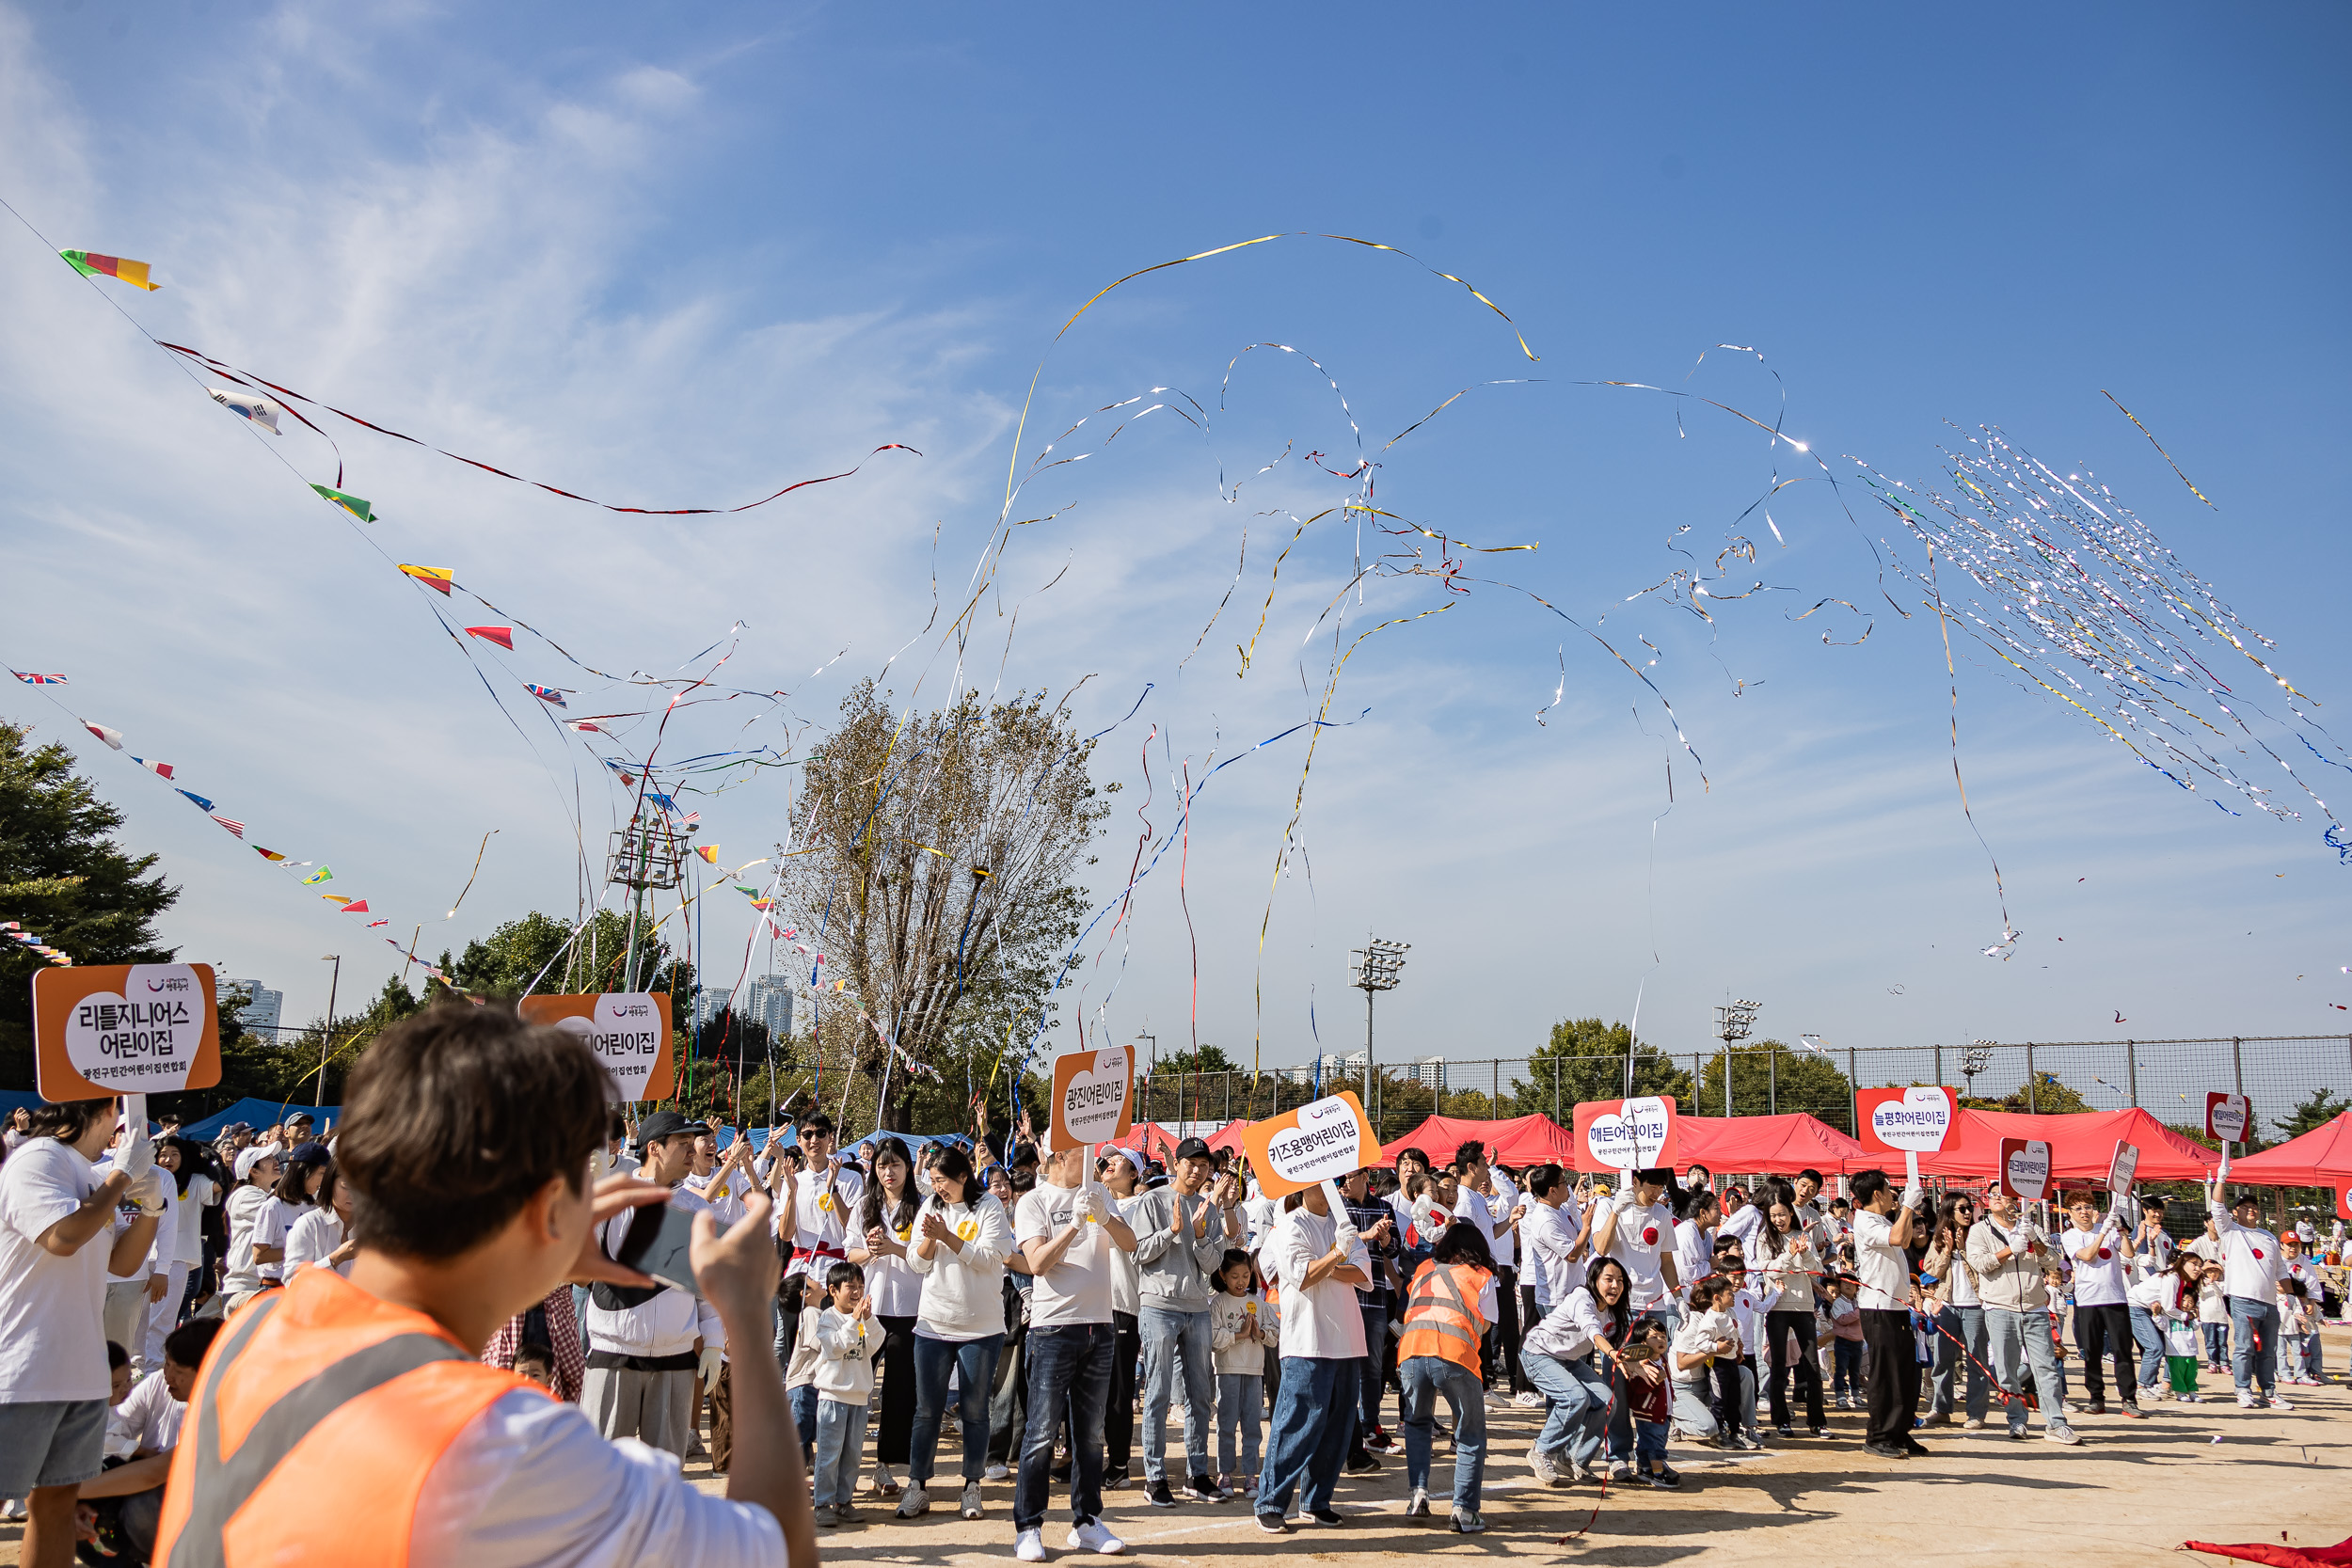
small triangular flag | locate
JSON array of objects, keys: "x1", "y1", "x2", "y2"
[
  {"x1": 303, "y1": 866, "x2": 334, "y2": 885},
  {"x1": 82, "y1": 721, "x2": 124, "y2": 751},
  {"x1": 132, "y1": 756, "x2": 175, "y2": 780},
  {"x1": 340, "y1": 900, "x2": 370, "y2": 914},
  {"x1": 311, "y1": 483, "x2": 375, "y2": 522},
  {"x1": 177, "y1": 789, "x2": 215, "y2": 813},
  {"x1": 465, "y1": 626, "x2": 514, "y2": 650},
  {"x1": 398, "y1": 564, "x2": 453, "y2": 594},
  {"x1": 60, "y1": 250, "x2": 158, "y2": 290}
]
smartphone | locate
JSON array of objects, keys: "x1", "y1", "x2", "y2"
[{"x1": 608, "y1": 1200, "x2": 703, "y2": 1298}]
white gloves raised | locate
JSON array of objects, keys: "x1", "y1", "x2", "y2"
[
  {"x1": 699, "y1": 1345, "x2": 725, "y2": 1393},
  {"x1": 115, "y1": 1117, "x2": 156, "y2": 1182}
]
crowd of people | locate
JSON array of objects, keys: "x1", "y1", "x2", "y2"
[{"x1": 0, "y1": 1011, "x2": 2344, "y2": 1567}]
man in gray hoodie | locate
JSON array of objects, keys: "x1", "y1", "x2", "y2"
[{"x1": 1129, "y1": 1137, "x2": 1243, "y2": 1506}]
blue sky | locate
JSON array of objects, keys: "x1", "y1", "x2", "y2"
[{"x1": 4, "y1": 2, "x2": 2348, "y2": 1081}]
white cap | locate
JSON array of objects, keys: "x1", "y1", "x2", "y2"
[{"x1": 235, "y1": 1147, "x2": 278, "y2": 1181}]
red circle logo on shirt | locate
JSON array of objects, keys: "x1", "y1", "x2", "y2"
[
  {"x1": 1642, "y1": 1226, "x2": 1660, "y2": 1245},
  {"x1": 2251, "y1": 1247, "x2": 2265, "y2": 1260},
  {"x1": 2097, "y1": 1247, "x2": 2112, "y2": 1260}
]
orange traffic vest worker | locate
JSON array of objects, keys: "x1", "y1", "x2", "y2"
[
  {"x1": 152, "y1": 1268, "x2": 528, "y2": 1567},
  {"x1": 1399, "y1": 1259, "x2": 1492, "y2": 1376},
  {"x1": 148, "y1": 998, "x2": 815, "y2": 1568}
]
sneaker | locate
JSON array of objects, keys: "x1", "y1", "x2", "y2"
[
  {"x1": 1147, "y1": 1479, "x2": 1177, "y2": 1509},
  {"x1": 961, "y1": 1483, "x2": 985, "y2": 1520},
  {"x1": 874, "y1": 1463, "x2": 899, "y2": 1497},
  {"x1": 1302, "y1": 1508, "x2": 1343, "y2": 1526},
  {"x1": 836, "y1": 1505, "x2": 863, "y2": 1526},
  {"x1": 1344, "y1": 1451, "x2": 1382, "y2": 1474},
  {"x1": 1861, "y1": 1441, "x2": 1909, "y2": 1459},
  {"x1": 1528, "y1": 1445, "x2": 1562, "y2": 1486},
  {"x1": 1641, "y1": 1466, "x2": 1682, "y2": 1490},
  {"x1": 2007, "y1": 1425, "x2": 2028, "y2": 1440},
  {"x1": 1900, "y1": 1437, "x2": 1930, "y2": 1457},
  {"x1": 1734, "y1": 1432, "x2": 1765, "y2": 1451},
  {"x1": 2044, "y1": 1422, "x2": 2081, "y2": 1446},
  {"x1": 1406, "y1": 1488, "x2": 1432, "y2": 1518},
  {"x1": 1016, "y1": 1527, "x2": 1048, "y2": 1561},
  {"x1": 1963, "y1": 1418, "x2": 1986, "y2": 1431},
  {"x1": 1608, "y1": 1459, "x2": 1635, "y2": 1481},
  {"x1": 1104, "y1": 1465, "x2": 1132, "y2": 1491},
  {"x1": 815, "y1": 1506, "x2": 839, "y2": 1528},
  {"x1": 2176, "y1": 1391, "x2": 2201, "y2": 1403},
  {"x1": 1365, "y1": 1429, "x2": 1397, "y2": 1454},
  {"x1": 2117, "y1": 1403, "x2": 2145, "y2": 1419},
  {"x1": 2268, "y1": 1395, "x2": 2296, "y2": 1412},
  {"x1": 1916, "y1": 1411, "x2": 1949, "y2": 1427},
  {"x1": 2236, "y1": 1391, "x2": 2260, "y2": 1409},
  {"x1": 897, "y1": 1485, "x2": 930, "y2": 1519},
  {"x1": 1184, "y1": 1474, "x2": 1225, "y2": 1503},
  {"x1": 1809, "y1": 1427, "x2": 1829, "y2": 1440},
  {"x1": 1514, "y1": 1390, "x2": 1545, "y2": 1407},
  {"x1": 986, "y1": 1463, "x2": 1012, "y2": 1481},
  {"x1": 1451, "y1": 1509, "x2": 1487, "y2": 1533},
  {"x1": 1774, "y1": 1423, "x2": 1794, "y2": 1438},
  {"x1": 1256, "y1": 1512, "x2": 1291, "y2": 1535},
  {"x1": 1067, "y1": 1520, "x2": 1126, "y2": 1555}
]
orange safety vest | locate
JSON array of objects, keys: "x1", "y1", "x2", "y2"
[
  {"x1": 1397, "y1": 1260, "x2": 1489, "y2": 1376},
  {"x1": 153, "y1": 1266, "x2": 541, "y2": 1567}
]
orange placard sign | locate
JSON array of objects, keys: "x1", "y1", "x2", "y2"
[
  {"x1": 1047, "y1": 1044, "x2": 1135, "y2": 1151},
  {"x1": 518, "y1": 992, "x2": 674, "y2": 1101},
  {"x1": 33, "y1": 962, "x2": 221, "y2": 1101},
  {"x1": 1241, "y1": 1090, "x2": 1383, "y2": 1200}
]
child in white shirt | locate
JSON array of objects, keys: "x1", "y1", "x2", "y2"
[
  {"x1": 812, "y1": 1262, "x2": 882, "y2": 1525},
  {"x1": 1207, "y1": 1250, "x2": 1271, "y2": 1494}
]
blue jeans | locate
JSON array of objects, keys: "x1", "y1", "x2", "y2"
[
  {"x1": 1016, "y1": 1323, "x2": 1114, "y2": 1530},
  {"x1": 1522, "y1": 1348, "x2": 1611, "y2": 1470},
  {"x1": 1140, "y1": 1306, "x2": 1216, "y2": 1483},
  {"x1": 1946, "y1": 1305, "x2": 1990, "y2": 1422},
  {"x1": 1985, "y1": 1306, "x2": 2067, "y2": 1433},
  {"x1": 1257, "y1": 1356, "x2": 1356, "y2": 1519},
  {"x1": 1398, "y1": 1354, "x2": 1486, "y2": 1511},
  {"x1": 2128, "y1": 1306, "x2": 2166, "y2": 1392},
  {"x1": 2229, "y1": 1297, "x2": 2279, "y2": 1395},
  {"x1": 2203, "y1": 1321, "x2": 2229, "y2": 1365},
  {"x1": 1633, "y1": 1418, "x2": 1669, "y2": 1468},
  {"x1": 911, "y1": 1331, "x2": 1003, "y2": 1485},
  {"x1": 814, "y1": 1398, "x2": 869, "y2": 1510},
  {"x1": 789, "y1": 1383, "x2": 818, "y2": 1457},
  {"x1": 1216, "y1": 1371, "x2": 1263, "y2": 1477},
  {"x1": 1831, "y1": 1338, "x2": 1863, "y2": 1397}
]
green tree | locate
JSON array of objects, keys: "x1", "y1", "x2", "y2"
[
  {"x1": 0, "y1": 721, "x2": 180, "y2": 1091},
  {"x1": 1506, "y1": 1018, "x2": 1694, "y2": 1118},
  {"x1": 2275, "y1": 1086, "x2": 2348, "y2": 1141},
  {"x1": 1696, "y1": 1041, "x2": 1856, "y2": 1130}
]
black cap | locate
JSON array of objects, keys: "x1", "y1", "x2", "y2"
[
  {"x1": 286, "y1": 1141, "x2": 330, "y2": 1166},
  {"x1": 1173, "y1": 1136, "x2": 1214, "y2": 1162},
  {"x1": 637, "y1": 1110, "x2": 709, "y2": 1144}
]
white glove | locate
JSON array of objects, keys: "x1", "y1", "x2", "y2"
[
  {"x1": 698, "y1": 1345, "x2": 724, "y2": 1393},
  {"x1": 126, "y1": 1167, "x2": 168, "y2": 1215},
  {"x1": 116, "y1": 1117, "x2": 155, "y2": 1183}
]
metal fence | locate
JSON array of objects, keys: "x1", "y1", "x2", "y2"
[{"x1": 1133, "y1": 1035, "x2": 2352, "y2": 1152}]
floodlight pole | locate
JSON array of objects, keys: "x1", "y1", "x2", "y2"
[
  {"x1": 1350, "y1": 937, "x2": 1409, "y2": 1141},
  {"x1": 1713, "y1": 998, "x2": 1760, "y2": 1117}
]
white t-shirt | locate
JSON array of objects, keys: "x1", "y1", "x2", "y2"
[
  {"x1": 115, "y1": 1365, "x2": 184, "y2": 1452},
  {"x1": 1520, "y1": 1199, "x2": 1583, "y2": 1308},
  {"x1": 2062, "y1": 1223, "x2": 2129, "y2": 1307},
  {"x1": 284, "y1": 1208, "x2": 351, "y2": 1279},
  {"x1": 256, "y1": 1196, "x2": 308, "y2": 1282},
  {"x1": 1014, "y1": 1180, "x2": 1117, "y2": 1326},
  {"x1": 786, "y1": 1163, "x2": 866, "y2": 1276},
  {"x1": 1268, "y1": 1205, "x2": 1372, "y2": 1359},
  {"x1": 2207, "y1": 1204, "x2": 2282, "y2": 1304},
  {"x1": 1477, "y1": 1171, "x2": 1520, "y2": 1269},
  {"x1": 1671, "y1": 1311, "x2": 1736, "y2": 1386},
  {"x1": 855, "y1": 1199, "x2": 924, "y2": 1319},
  {"x1": 1604, "y1": 1196, "x2": 1675, "y2": 1309},
  {"x1": 1852, "y1": 1209, "x2": 1912, "y2": 1310},
  {"x1": 0, "y1": 1136, "x2": 114, "y2": 1402},
  {"x1": 224, "y1": 1184, "x2": 275, "y2": 1294},
  {"x1": 1672, "y1": 1218, "x2": 1715, "y2": 1300},
  {"x1": 174, "y1": 1173, "x2": 216, "y2": 1266},
  {"x1": 410, "y1": 1388, "x2": 787, "y2": 1566}
]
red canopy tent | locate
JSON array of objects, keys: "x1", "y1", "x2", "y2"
[
  {"x1": 1378, "y1": 1113, "x2": 1581, "y2": 1169},
  {"x1": 2223, "y1": 1111, "x2": 2352, "y2": 1187},
  {"x1": 1899, "y1": 1106, "x2": 2219, "y2": 1183},
  {"x1": 1202, "y1": 1119, "x2": 1252, "y2": 1157},
  {"x1": 1105, "y1": 1121, "x2": 1182, "y2": 1164},
  {"x1": 1675, "y1": 1113, "x2": 1868, "y2": 1175}
]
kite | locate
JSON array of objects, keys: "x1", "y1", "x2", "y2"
[
  {"x1": 176, "y1": 789, "x2": 215, "y2": 812},
  {"x1": 397, "y1": 564, "x2": 452, "y2": 594},
  {"x1": 310, "y1": 483, "x2": 375, "y2": 522},
  {"x1": 209, "y1": 814, "x2": 246, "y2": 839},
  {"x1": 367, "y1": 919, "x2": 389, "y2": 927},
  {"x1": 303, "y1": 866, "x2": 334, "y2": 885},
  {"x1": 11, "y1": 672, "x2": 67, "y2": 685},
  {"x1": 81, "y1": 721, "x2": 123, "y2": 750},
  {"x1": 60, "y1": 250, "x2": 158, "y2": 290},
  {"x1": 464, "y1": 626, "x2": 515, "y2": 650},
  {"x1": 132, "y1": 756, "x2": 174, "y2": 779},
  {"x1": 525, "y1": 684, "x2": 567, "y2": 706},
  {"x1": 209, "y1": 388, "x2": 282, "y2": 434}
]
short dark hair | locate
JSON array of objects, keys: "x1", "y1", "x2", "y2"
[
  {"x1": 107, "y1": 1339, "x2": 131, "y2": 1370},
  {"x1": 512, "y1": 1342, "x2": 556, "y2": 1371},
  {"x1": 1455, "y1": 1140, "x2": 1486, "y2": 1169},
  {"x1": 337, "y1": 1002, "x2": 609, "y2": 1261},
  {"x1": 1527, "y1": 1163, "x2": 1565, "y2": 1199},
  {"x1": 165, "y1": 1317, "x2": 224, "y2": 1370},
  {"x1": 27, "y1": 1099, "x2": 110, "y2": 1144},
  {"x1": 1430, "y1": 1219, "x2": 1496, "y2": 1272},
  {"x1": 2141, "y1": 1196, "x2": 2167, "y2": 1215},
  {"x1": 824, "y1": 1259, "x2": 865, "y2": 1291},
  {"x1": 1796, "y1": 1167, "x2": 1824, "y2": 1186},
  {"x1": 1397, "y1": 1147, "x2": 1430, "y2": 1170},
  {"x1": 797, "y1": 1112, "x2": 836, "y2": 1137},
  {"x1": 1850, "y1": 1169, "x2": 1891, "y2": 1206},
  {"x1": 609, "y1": 1112, "x2": 629, "y2": 1142},
  {"x1": 1632, "y1": 1167, "x2": 1673, "y2": 1187}
]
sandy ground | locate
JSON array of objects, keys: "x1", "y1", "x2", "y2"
[{"x1": 7, "y1": 1326, "x2": 2346, "y2": 1565}]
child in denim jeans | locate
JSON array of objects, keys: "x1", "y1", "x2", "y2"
[
  {"x1": 1629, "y1": 1318, "x2": 1679, "y2": 1488},
  {"x1": 1208, "y1": 1250, "x2": 1270, "y2": 1494},
  {"x1": 813, "y1": 1261, "x2": 883, "y2": 1527},
  {"x1": 781, "y1": 1273, "x2": 820, "y2": 1464},
  {"x1": 1828, "y1": 1275, "x2": 1865, "y2": 1407}
]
